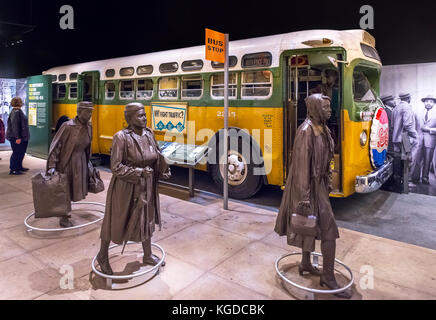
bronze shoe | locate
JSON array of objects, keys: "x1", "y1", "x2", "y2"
[
  {"x1": 320, "y1": 275, "x2": 352, "y2": 299},
  {"x1": 298, "y1": 263, "x2": 322, "y2": 276},
  {"x1": 96, "y1": 253, "x2": 113, "y2": 275},
  {"x1": 59, "y1": 216, "x2": 73, "y2": 228},
  {"x1": 143, "y1": 254, "x2": 165, "y2": 266}
]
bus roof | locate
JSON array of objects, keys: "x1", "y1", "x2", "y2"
[{"x1": 44, "y1": 29, "x2": 380, "y2": 82}]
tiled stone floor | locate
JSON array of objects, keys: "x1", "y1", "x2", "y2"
[{"x1": 0, "y1": 151, "x2": 435, "y2": 300}]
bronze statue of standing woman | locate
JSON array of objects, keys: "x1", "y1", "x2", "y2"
[
  {"x1": 97, "y1": 103, "x2": 170, "y2": 275},
  {"x1": 47, "y1": 101, "x2": 94, "y2": 228},
  {"x1": 274, "y1": 93, "x2": 351, "y2": 299}
]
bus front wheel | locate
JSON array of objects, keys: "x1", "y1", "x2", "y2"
[{"x1": 210, "y1": 139, "x2": 264, "y2": 200}]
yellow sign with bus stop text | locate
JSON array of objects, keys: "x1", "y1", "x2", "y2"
[{"x1": 205, "y1": 28, "x2": 226, "y2": 63}]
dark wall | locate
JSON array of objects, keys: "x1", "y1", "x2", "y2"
[{"x1": 1, "y1": 0, "x2": 436, "y2": 78}]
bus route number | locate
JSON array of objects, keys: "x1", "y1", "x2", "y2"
[{"x1": 217, "y1": 111, "x2": 236, "y2": 119}]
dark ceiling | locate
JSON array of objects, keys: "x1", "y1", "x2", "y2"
[{"x1": 1, "y1": 0, "x2": 436, "y2": 78}]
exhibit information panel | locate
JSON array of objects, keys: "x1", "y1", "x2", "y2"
[
  {"x1": 152, "y1": 103, "x2": 188, "y2": 134},
  {"x1": 26, "y1": 75, "x2": 53, "y2": 159}
]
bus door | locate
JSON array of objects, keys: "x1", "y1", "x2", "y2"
[
  {"x1": 78, "y1": 71, "x2": 100, "y2": 154},
  {"x1": 285, "y1": 54, "x2": 342, "y2": 193},
  {"x1": 78, "y1": 71, "x2": 99, "y2": 103},
  {"x1": 285, "y1": 55, "x2": 315, "y2": 179}
]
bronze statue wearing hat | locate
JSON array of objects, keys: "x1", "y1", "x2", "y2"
[
  {"x1": 96, "y1": 102, "x2": 170, "y2": 275},
  {"x1": 274, "y1": 94, "x2": 351, "y2": 299},
  {"x1": 411, "y1": 95, "x2": 436, "y2": 184},
  {"x1": 46, "y1": 101, "x2": 94, "y2": 227}
]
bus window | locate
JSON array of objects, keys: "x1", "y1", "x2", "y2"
[
  {"x1": 57, "y1": 84, "x2": 66, "y2": 99},
  {"x1": 137, "y1": 65, "x2": 153, "y2": 75},
  {"x1": 137, "y1": 79, "x2": 153, "y2": 100},
  {"x1": 160, "y1": 62, "x2": 178, "y2": 73},
  {"x1": 120, "y1": 80, "x2": 134, "y2": 100},
  {"x1": 211, "y1": 73, "x2": 237, "y2": 99},
  {"x1": 69, "y1": 83, "x2": 78, "y2": 99},
  {"x1": 52, "y1": 84, "x2": 57, "y2": 99},
  {"x1": 353, "y1": 70, "x2": 376, "y2": 102},
  {"x1": 159, "y1": 77, "x2": 178, "y2": 99},
  {"x1": 120, "y1": 67, "x2": 135, "y2": 77},
  {"x1": 181, "y1": 75, "x2": 203, "y2": 99},
  {"x1": 105, "y1": 69, "x2": 115, "y2": 78},
  {"x1": 241, "y1": 70, "x2": 272, "y2": 99},
  {"x1": 211, "y1": 56, "x2": 238, "y2": 69},
  {"x1": 182, "y1": 60, "x2": 203, "y2": 72},
  {"x1": 105, "y1": 82, "x2": 116, "y2": 100}
]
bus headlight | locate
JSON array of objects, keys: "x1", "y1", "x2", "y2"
[{"x1": 360, "y1": 131, "x2": 368, "y2": 146}]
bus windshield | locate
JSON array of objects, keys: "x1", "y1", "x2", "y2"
[{"x1": 353, "y1": 70, "x2": 376, "y2": 102}]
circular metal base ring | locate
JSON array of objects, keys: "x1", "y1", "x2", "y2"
[
  {"x1": 91, "y1": 242, "x2": 166, "y2": 280},
  {"x1": 24, "y1": 201, "x2": 105, "y2": 232},
  {"x1": 275, "y1": 252, "x2": 354, "y2": 295}
]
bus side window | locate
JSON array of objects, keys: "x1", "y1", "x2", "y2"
[
  {"x1": 57, "y1": 84, "x2": 66, "y2": 100},
  {"x1": 159, "y1": 77, "x2": 178, "y2": 100},
  {"x1": 241, "y1": 70, "x2": 272, "y2": 99},
  {"x1": 136, "y1": 79, "x2": 153, "y2": 100},
  {"x1": 69, "y1": 83, "x2": 78, "y2": 99},
  {"x1": 182, "y1": 75, "x2": 203, "y2": 99},
  {"x1": 105, "y1": 82, "x2": 116, "y2": 100},
  {"x1": 211, "y1": 73, "x2": 237, "y2": 99},
  {"x1": 120, "y1": 80, "x2": 134, "y2": 100},
  {"x1": 52, "y1": 84, "x2": 58, "y2": 100}
]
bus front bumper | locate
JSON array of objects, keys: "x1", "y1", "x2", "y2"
[{"x1": 355, "y1": 158, "x2": 393, "y2": 194}]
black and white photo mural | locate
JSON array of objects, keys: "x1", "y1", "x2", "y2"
[
  {"x1": 0, "y1": 78, "x2": 27, "y2": 149},
  {"x1": 381, "y1": 63, "x2": 436, "y2": 196}
]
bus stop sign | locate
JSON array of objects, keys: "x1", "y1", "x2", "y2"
[{"x1": 205, "y1": 28, "x2": 226, "y2": 63}]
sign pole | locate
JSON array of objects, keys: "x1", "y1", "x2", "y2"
[
  {"x1": 223, "y1": 33, "x2": 229, "y2": 210},
  {"x1": 205, "y1": 28, "x2": 229, "y2": 210}
]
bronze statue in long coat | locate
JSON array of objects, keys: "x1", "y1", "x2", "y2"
[
  {"x1": 274, "y1": 94, "x2": 350, "y2": 299},
  {"x1": 97, "y1": 103, "x2": 170, "y2": 275},
  {"x1": 46, "y1": 102, "x2": 94, "y2": 228}
]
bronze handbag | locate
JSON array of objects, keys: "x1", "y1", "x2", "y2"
[
  {"x1": 32, "y1": 171, "x2": 71, "y2": 218},
  {"x1": 88, "y1": 162, "x2": 105, "y2": 194},
  {"x1": 291, "y1": 213, "x2": 317, "y2": 237}
]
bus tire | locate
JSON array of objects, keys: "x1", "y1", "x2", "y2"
[{"x1": 209, "y1": 137, "x2": 264, "y2": 200}]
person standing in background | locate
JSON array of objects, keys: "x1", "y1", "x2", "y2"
[
  {"x1": 0, "y1": 116, "x2": 5, "y2": 160},
  {"x1": 6, "y1": 97, "x2": 30, "y2": 175},
  {"x1": 391, "y1": 92, "x2": 418, "y2": 192},
  {"x1": 411, "y1": 95, "x2": 436, "y2": 184}
]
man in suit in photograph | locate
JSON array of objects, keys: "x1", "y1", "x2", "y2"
[
  {"x1": 411, "y1": 95, "x2": 436, "y2": 184},
  {"x1": 381, "y1": 94, "x2": 396, "y2": 154},
  {"x1": 391, "y1": 92, "x2": 418, "y2": 192}
]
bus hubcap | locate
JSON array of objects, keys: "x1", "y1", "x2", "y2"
[{"x1": 220, "y1": 152, "x2": 248, "y2": 186}]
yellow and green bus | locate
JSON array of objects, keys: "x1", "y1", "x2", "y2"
[{"x1": 43, "y1": 29, "x2": 392, "y2": 199}]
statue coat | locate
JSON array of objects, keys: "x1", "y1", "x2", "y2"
[
  {"x1": 100, "y1": 127, "x2": 170, "y2": 245},
  {"x1": 47, "y1": 117, "x2": 92, "y2": 202},
  {"x1": 274, "y1": 114, "x2": 339, "y2": 252}
]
